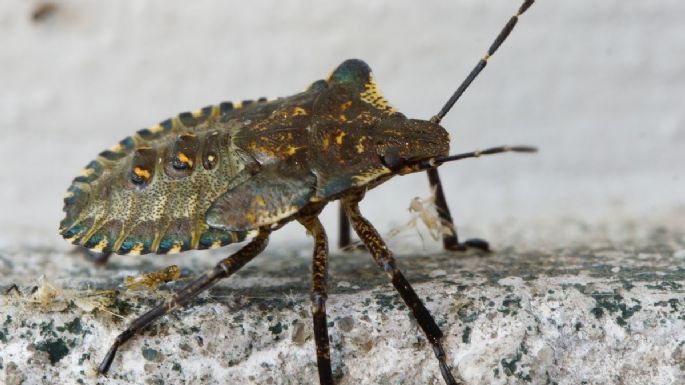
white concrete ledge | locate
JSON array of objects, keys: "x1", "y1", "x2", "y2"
[{"x1": 1, "y1": 226, "x2": 685, "y2": 385}]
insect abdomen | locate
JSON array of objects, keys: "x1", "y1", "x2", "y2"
[{"x1": 60, "y1": 100, "x2": 272, "y2": 255}]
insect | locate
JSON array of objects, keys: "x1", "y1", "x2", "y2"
[{"x1": 60, "y1": 1, "x2": 535, "y2": 383}]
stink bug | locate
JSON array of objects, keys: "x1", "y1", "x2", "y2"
[{"x1": 60, "y1": 1, "x2": 536, "y2": 383}]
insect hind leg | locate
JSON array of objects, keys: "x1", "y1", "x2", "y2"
[{"x1": 97, "y1": 228, "x2": 271, "y2": 375}]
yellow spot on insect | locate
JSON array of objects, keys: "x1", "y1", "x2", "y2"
[
  {"x1": 254, "y1": 195, "x2": 266, "y2": 207},
  {"x1": 133, "y1": 167, "x2": 151, "y2": 180},
  {"x1": 109, "y1": 143, "x2": 123, "y2": 152},
  {"x1": 293, "y1": 107, "x2": 307, "y2": 116},
  {"x1": 340, "y1": 101, "x2": 352, "y2": 111},
  {"x1": 93, "y1": 238, "x2": 109, "y2": 252},
  {"x1": 129, "y1": 243, "x2": 145, "y2": 256},
  {"x1": 207, "y1": 154, "x2": 216, "y2": 163},
  {"x1": 233, "y1": 101, "x2": 243, "y2": 109},
  {"x1": 177, "y1": 152, "x2": 193, "y2": 167},
  {"x1": 335, "y1": 131, "x2": 347, "y2": 145},
  {"x1": 339, "y1": 114, "x2": 347, "y2": 122},
  {"x1": 356, "y1": 141, "x2": 365, "y2": 153},
  {"x1": 352, "y1": 166, "x2": 392, "y2": 185},
  {"x1": 64, "y1": 191, "x2": 74, "y2": 199},
  {"x1": 283, "y1": 145, "x2": 301, "y2": 156},
  {"x1": 359, "y1": 75, "x2": 396, "y2": 113},
  {"x1": 149, "y1": 124, "x2": 164, "y2": 133},
  {"x1": 80, "y1": 168, "x2": 95, "y2": 177},
  {"x1": 210, "y1": 240, "x2": 222, "y2": 249},
  {"x1": 322, "y1": 136, "x2": 330, "y2": 150},
  {"x1": 245, "y1": 212, "x2": 256, "y2": 223},
  {"x1": 168, "y1": 241, "x2": 183, "y2": 254}
]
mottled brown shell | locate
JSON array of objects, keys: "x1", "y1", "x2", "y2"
[{"x1": 60, "y1": 59, "x2": 449, "y2": 255}]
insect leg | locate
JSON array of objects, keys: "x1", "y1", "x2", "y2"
[
  {"x1": 97, "y1": 228, "x2": 271, "y2": 375},
  {"x1": 426, "y1": 168, "x2": 461, "y2": 250},
  {"x1": 342, "y1": 193, "x2": 462, "y2": 385},
  {"x1": 428, "y1": 168, "x2": 490, "y2": 251},
  {"x1": 338, "y1": 202, "x2": 352, "y2": 250},
  {"x1": 299, "y1": 216, "x2": 334, "y2": 385}
]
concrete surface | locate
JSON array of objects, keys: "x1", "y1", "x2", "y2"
[{"x1": 1, "y1": 215, "x2": 685, "y2": 385}]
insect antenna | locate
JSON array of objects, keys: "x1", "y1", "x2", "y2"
[
  {"x1": 431, "y1": 0, "x2": 535, "y2": 124},
  {"x1": 423, "y1": 145, "x2": 537, "y2": 169}
]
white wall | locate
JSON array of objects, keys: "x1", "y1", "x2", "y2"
[{"x1": 1, "y1": 0, "x2": 683, "y2": 250}]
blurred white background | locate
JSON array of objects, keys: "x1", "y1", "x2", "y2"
[{"x1": 1, "y1": 0, "x2": 683, "y2": 251}]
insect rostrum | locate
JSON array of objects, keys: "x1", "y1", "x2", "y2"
[{"x1": 60, "y1": 1, "x2": 536, "y2": 384}]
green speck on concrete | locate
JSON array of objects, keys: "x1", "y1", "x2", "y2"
[
  {"x1": 646, "y1": 281, "x2": 683, "y2": 291},
  {"x1": 77, "y1": 379, "x2": 84, "y2": 384},
  {"x1": 621, "y1": 280, "x2": 634, "y2": 291},
  {"x1": 4, "y1": 315, "x2": 11, "y2": 326},
  {"x1": 152, "y1": 379, "x2": 164, "y2": 385},
  {"x1": 590, "y1": 292, "x2": 642, "y2": 327},
  {"x1": 501, "y1": 350, "x2": 522, "y2": 376},
  {"x1": 0, "y1": 328, "x2": 8, "y2": 343},
  {"x1": 67, "y1": 318, "x2": 82, "y2": 334},
  {"x1": 375, "y1": 293, "x2": 399, "y2": 312},
  {"x1": 462, "y1": 326, "x2": 471, "y2": 343},
  {"x1": 497, "y1": 295, "x2": 521, "y2": 316},
  {"x1": 35, "y1": 338, "x2": 70, "y2": 364},
  {"x1": 269, "y1": 322, "x2": 283, "y2": 335},
  {"x1": 142, "y1": 347, "x2": 159, "y2": 362},
  {"x1": 172, "y1": 362, "x2": 182, "y2": 372},
  {"x1": 78, "y1": 352, "x2": 90, "y2": 365},
  {"x1": 574, "y1": 322, "x2": 583, "y2": 331},
  {"x1": 39, "y1": 320, "x2": 56, "y2": 337},
  {"x1": 111, "y1": 297, "x2": 134, "y2": 316},
  {"x1": 500, "y1": 343, "x2": 532, "y2": 381},
  {"x1": 653, "y1": 298, "x2": 679, "y2": 312}
]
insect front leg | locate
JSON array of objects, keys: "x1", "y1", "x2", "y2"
[
  {"x1": 342, "y1": 192, "x2": 462, "y2": 385},
  {"x1": 299, "y1": 216, "x2": 335, "y2": 385},
  {"x1": 97, "y1": 228, "x2": 271, "y2": 375},
  {"x1": 426, "y1": 168, "x2": 490, "y2": 252}
]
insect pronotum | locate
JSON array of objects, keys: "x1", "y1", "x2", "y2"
[{"x1": 60, "y1": 1, "x2": 536, "y2": 383}]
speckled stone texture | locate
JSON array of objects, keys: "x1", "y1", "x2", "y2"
[{"x1": 1, "y1": 218, "x2": 684, "y2": 385}]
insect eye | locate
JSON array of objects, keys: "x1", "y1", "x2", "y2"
[{"x1": 380, "y1": 148, "x2": 405, "y2": 170}]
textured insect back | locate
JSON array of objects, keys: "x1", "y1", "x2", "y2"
[
  {"x1": 306, "y1": 60, "x2": 400, "y2": 198},
  {"x1": 58, "y1": 99, "x2": 283, "y2": 255}
]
